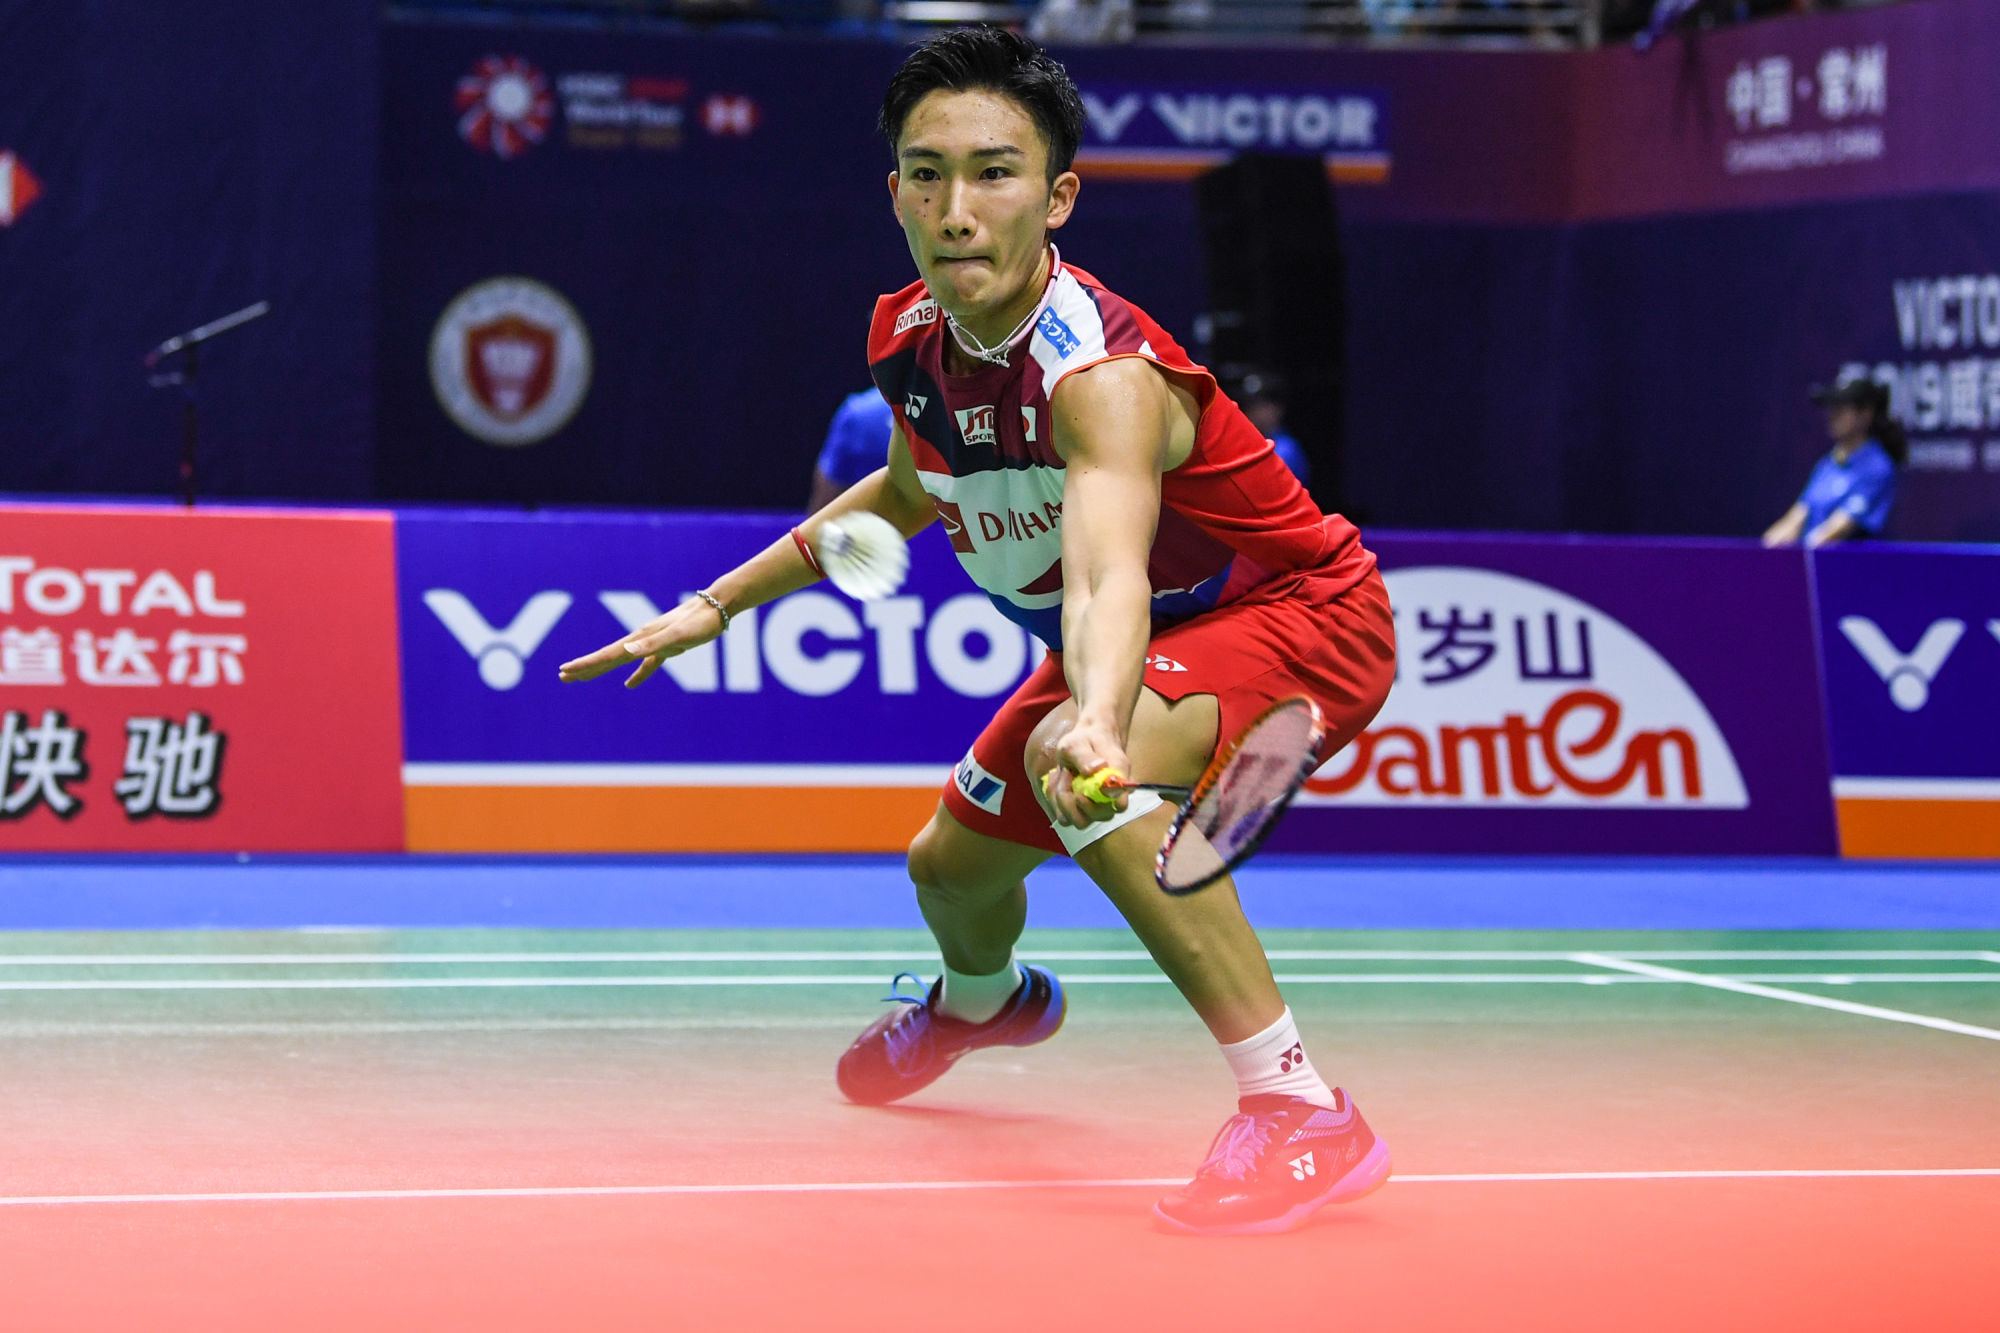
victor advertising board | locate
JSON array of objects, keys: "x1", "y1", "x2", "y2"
[
  {"x1": 1274, "y1": 536, "x2": 1838, "y2": 855},
  {"x1": 1812, "y1": 543, "x2": 2000, "y2": 858},
  {"x1": 0, "y1": 505, "x2": 404, "y2": 850},
  {"x1": 396, "y1": 509, "x2": 1040, "y2": 851}
]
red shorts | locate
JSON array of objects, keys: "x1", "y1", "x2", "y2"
[{"x1": 941, "y1": 566, "x2": 1396, "y2": 856}]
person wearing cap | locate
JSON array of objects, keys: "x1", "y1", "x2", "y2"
[{"x1": 1762, "y1": 378, "x2": 1906, "y2": 548}]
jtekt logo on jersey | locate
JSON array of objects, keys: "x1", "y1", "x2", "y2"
[{"x1": 956, "y1": 405, "x2": 999, "y2": 449}]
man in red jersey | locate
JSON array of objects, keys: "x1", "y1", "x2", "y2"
[{"x1": 560, "y1": 27, "x2": 1396, "y2": 1236}]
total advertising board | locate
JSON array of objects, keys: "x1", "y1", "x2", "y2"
[
  {"x1": 396, "y1": 509, "x2": 1041, "y2": 851},
  {"x1": 1274, "y1": 536, "x2": 1838, "y2": 856},
  {"x1": 0, "y1": 505, "x2": 404, "y2": 850},
  {"x1": 1811, "y1": 544, "x2": 2000, "y2": 858}
]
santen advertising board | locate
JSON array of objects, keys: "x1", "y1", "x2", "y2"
[
  {"x1": 1812, "y1": 544, "x2": 2000, "y2": 858},
  {"x1": 0, "y1": 505, "x2": 404, "y2": 850},
  {"x1": 1275, "y1": 536, "x2": 1838, "y2": 855},
  {"x1": 396, "y1": 509, "x2": 1040, "y2": 851}
]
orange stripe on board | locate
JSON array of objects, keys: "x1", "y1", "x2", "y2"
[
  {"x1": 1836, "y1": 798, "x2": 2000, "y2": 860},
  {"x1": 405, "y1": 785, "x2": 940, "y2": 853}
]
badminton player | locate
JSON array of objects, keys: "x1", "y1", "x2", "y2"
[{"x1": 560, "y1": 28, "x2": 1397, "y2": 1236}]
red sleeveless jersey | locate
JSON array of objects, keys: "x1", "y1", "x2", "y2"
[{"x1": 866, "y1": 254, "x2": 1373, "y2": 649}]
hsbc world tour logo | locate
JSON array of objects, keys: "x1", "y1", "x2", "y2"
[
  {"x1": 429, "y1": 277, "x2": 593, "y2": 447},
  {"x1": 456, "y1": 55, "x2": 554, "y2": 159},
  {"x1": 1298, "y1": 568, "x2": 1748, "y2": 809}
]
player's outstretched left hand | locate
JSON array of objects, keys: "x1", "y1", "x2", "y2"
[{"x1": 558, "y1": 596, "x2": 726, "y2": 688}]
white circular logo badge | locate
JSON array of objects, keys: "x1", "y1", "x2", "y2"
[{"x1": 429, "y1": 276, "x2": 592, "y2": 447}]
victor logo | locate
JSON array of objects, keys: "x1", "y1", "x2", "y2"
[
  {"x1": 424, "y1": 590, "x2": 573, "y2": 690},
  {"x1": 1289, "y1": 1153, "x2": 1316, "y2": 1181},
  {"x1": 956, "y1": 405, "x2": 998, "y2": 449},
  {"x1": 1838, "y1": 616, "x2": 1965, "y2": 712}
]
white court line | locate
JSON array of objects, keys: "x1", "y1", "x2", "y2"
[
  {"x1": 4, "y1": 972, "x2": 1998, "y2": 994},
  {"x1": 0, "y1": 949, "x2": 1992, "y2": 968},
  {"x1": 0, "y1": 1016, "x2": 862, "y2": 1038},
  {"x1": 1573, "y1": 954, "x2": 2000, "y2": 1043},
  {"x1": 2, "y1": 1168, "x2": 1996, "y2": 1209}
]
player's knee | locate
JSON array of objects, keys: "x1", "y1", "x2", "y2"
[{"x1": 906, "y1": 816, "x2": 978, "y2": 901}]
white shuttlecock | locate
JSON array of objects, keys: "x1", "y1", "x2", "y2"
[{"x1": 818, "y1": 511, "x2": 910, "y2": 601}]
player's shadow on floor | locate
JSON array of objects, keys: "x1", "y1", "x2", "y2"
[{"x1": 853, "y1": 1101, "x2": 1058, "y2": 1128}]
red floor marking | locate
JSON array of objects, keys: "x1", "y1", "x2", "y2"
[{"x1": 1, "y1": 1177, "x2": 1992, "y2": 1332}]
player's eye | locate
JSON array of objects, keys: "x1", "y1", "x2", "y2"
[
  {"x1": 910, "y1": 167, "x2": 940, "y2": 182},
  {"x1": 981, "y1": 166, "x2": 1010, "y2": 180}
]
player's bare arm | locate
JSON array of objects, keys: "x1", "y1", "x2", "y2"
[
  {"x1": 557, "y1": 427, "x2": 934, "y2": 687},
  {"x1": 1041, "y1": 356, "x2": 1200, "y2": 828}
]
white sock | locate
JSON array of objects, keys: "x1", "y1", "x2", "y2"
[
  {"x1": 937, "y1": 953, "x2": 1024, "y2": 1024},
  {"x1": 1220, "y1": 1007, "x2": 1339, "y2": 1109}
]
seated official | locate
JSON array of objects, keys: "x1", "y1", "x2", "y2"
[{"x1": 1763, "y1": 378, "x2": 1905, "y2": 548}]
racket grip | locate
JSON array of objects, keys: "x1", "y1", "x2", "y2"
[{"x1": 1041, "y1": 767, "x2": 1128, "y2": 806}]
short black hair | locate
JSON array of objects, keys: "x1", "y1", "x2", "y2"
[{"x1": 878, "y1": 27, "x2": 1086, "y2": 184}]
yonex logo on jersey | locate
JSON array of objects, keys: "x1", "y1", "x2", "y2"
[
  {"x1": 956, "y1": 405, "x2": 999, "y2": 449},
  {"x1": 954, "y1": 749, "x2": 1007, "y2": 816},
  {"x1": 1036, "y1": 307, "x2": 1081, "y2": 358},
  {"x1": 905, "y1": 393, "x2": 929, "y2": 418},
  {"x1": 1146, "y1": 654, "x2": 1188, "y2": 673},
  {"x1": 894, "y1": 300, "x2": 940, "y2": 337}
]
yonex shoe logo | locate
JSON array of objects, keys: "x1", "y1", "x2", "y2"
[
  {"x1": 1289, "y1": 1152, "x2": 1316, "y2": 1181},
  {"x1": 1838, "y1": 616, "x2": 1966, "y2": 712},
  {"x1": 1345, "y1": 1139, "x2": 1359, "y2": 1163},
  {"x1": 1277, "y1": 1042, "x2": 1305, "y2": 1074}
]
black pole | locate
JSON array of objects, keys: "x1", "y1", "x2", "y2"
[
  {"x1": 179, "y1": 340, "x2": 199, "y2": 509},
  {"x1": 143, "y1": 300, "x2": 270, "y2": 510}
]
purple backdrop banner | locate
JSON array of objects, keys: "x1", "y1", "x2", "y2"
[{"x1": 1273, "y1": 534, "x2": 1838, "y2": 855}]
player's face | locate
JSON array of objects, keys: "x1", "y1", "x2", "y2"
[{"x1": 890, "y1": 90, "x2": 1079, "y2": 339}]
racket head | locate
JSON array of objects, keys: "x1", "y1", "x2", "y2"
[
  {"x1": 819, "y1": 511, "x2": 910, "y2": 601},
  {"x1": 1154, "y1": 695, "x2": 1325, "y2": 896}
]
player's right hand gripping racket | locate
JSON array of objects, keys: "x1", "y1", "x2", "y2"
[{"x1": 1053, "y1": 695, "x2": 1327, "y2": 896}]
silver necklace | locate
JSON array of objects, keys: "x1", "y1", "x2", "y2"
[{"x1": 943, "y1": 246, "x2": 1060, "y2": 368}]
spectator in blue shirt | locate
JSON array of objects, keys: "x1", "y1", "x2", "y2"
[
  {"x1": 807, "y1": 389, "x2": 896, "y2": 513},
  {"x1": 1763, "y1": 378, "x2": 1905, "y2": 548},
  {"x1": 1238, "y1": 371, "x2": 1310, "y2": 484}
]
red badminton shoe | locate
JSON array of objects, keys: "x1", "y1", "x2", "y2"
[
  {"x1": 835, "y1": 966, "x2": 1066, "y2": 1106},
  {"x1": 1153, "y1": 1089, "x2": 1392, "y2": 1237}
]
